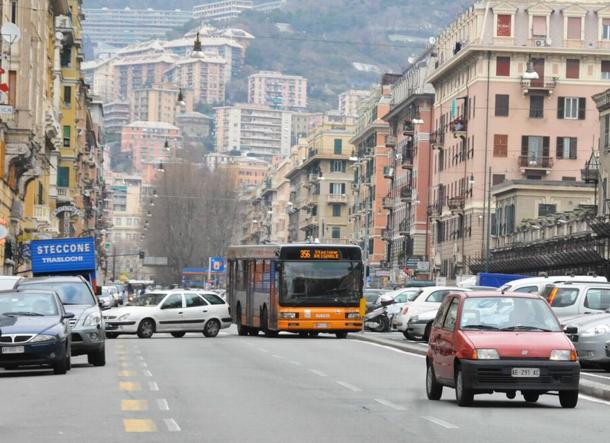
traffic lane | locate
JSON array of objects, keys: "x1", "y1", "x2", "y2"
[{"x1": 226, "y1": 332, "x2": 610, "y2": 443}]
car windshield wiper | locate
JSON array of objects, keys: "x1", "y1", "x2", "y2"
[
  {"x1": 2, "y1": 311, "x2": 44, "y2": 317},
  {"x1": 501, "y1": 325, "x2": 552, "y2": 332},
  {"x1": 461, "y1": 324, "x2": 500, "y2": 330}
]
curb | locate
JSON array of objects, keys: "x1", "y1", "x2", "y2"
[{"x1": 351, "y1": 333, "x2": 610, "y2": 402}]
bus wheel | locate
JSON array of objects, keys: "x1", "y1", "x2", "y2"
[
  {"x1": 336, "y1": 332, "x2": 348, "y2": 339},
  {"x1": 248, "y1": 328, "x2": 259, "y2": 336},
  {"x1": 298, "y1": 332, "x2": 308, "y2": 338}
]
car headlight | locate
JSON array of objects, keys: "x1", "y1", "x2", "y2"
[
  {"x1": 581, "y1": 325, "x2": 610, "y2": 337},
  {"x1": 279, "y1": 312, "x2": 298, "y2": 319},
  {"x1": 346, "y1": 312, "x2": 360, "y2": 319},
  {"x1": 117, "y1": 313, "x2": 131, "y2": 321},
  {"x1": 30, "y1": 334, "x2": 56, "y2": 343},
  {"x1": 550, "y1": 349, "x2": 576, "y2": 361},
  {"x1": 475, "y1": 349, "x2": 500, "y2": 359},
  {"x1": 83, "y1": 313, "x2": 101, "y2": 326}
]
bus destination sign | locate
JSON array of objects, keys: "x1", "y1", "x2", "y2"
[{"x1": 299, "y1": 249, "x2": 340, "y2": 260}]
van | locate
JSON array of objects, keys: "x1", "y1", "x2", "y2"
[{"x1": 499, "y1": 275, "x2": 607, "y2": 296}]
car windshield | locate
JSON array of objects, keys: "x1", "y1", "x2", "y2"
[
  {"x1": 281, "y1": 261, "x2": 362, "y2": 306},
  {"x1": 0, "y1": 292, "x2": 59, "y2": 317},
  {"x1": 20, "y1": 282, "x2": 95, "y2": 306},
  {"x1": 460, "y1": 296, "x2": 561, "y2": 332},
  {"x1": 131, "y1": 293, "x2": 167, "y2": 306},
  {"x1": 364, "y1": 291, "x2": 381, "y2": 303}
]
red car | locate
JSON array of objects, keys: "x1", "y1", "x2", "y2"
[{"x1": 426, "y1": 291, "x2": 580, "y2": 407}]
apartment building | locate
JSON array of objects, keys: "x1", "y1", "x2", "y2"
[
  {"x1": 248, "y1": 71, "x2": 308, "y2": 109},
  {"x1": 217, "y1": 154, "x2": 270, "y2": 190},
  {"x1": 103, "y1": 102, "x2": 130, "y2": 140},
  {"x1": 131, "y1": 83, "x2": 194, "y2": 124},
  {"x1": 338, "y1": 90, "x2": 370, "y2": 117},
  {"x1": 286, "y1": 114, "x2": 356, "y2": 244},
  {"x1": 215, "y1": 104, "x2": 293, "y2": 161},
  {"x1": 82, "y1": 57, "x2": 116, "y2": 102},
  {"x1": 426, "y1": 0, "x2": 610, "y2": 280},
  {"x1": 176, "y1": 112, "x2": 213, "y2": 158},
  {"x1": 350, "y1": 82, "x2": 393, "y2": 285},
  {"x1": 113, "y1": 53, "x2": 178, "y2": 101},
  {"x1": 383, "y1": 55, "x2": 435, "y2": 282},
  {"x1": 594, "y1": 88, "x2": 610, "y2": 212},
  {"x1": 121, "y1": 122, "x2": 182, "y2": 174},
  {"x1": 193, "y1": 1, "x2": 253, "y2": 22},
  {"x1": 82, "y1": 8, "x2": 192, "y2": 48}
]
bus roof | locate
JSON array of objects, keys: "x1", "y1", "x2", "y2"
[{"x1": 226, "y1": 244, "x2": 362, "y2": 260}]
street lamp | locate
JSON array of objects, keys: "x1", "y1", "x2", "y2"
[{"x1": 193, "y1": 32, "x2": 202, "y2": 53}]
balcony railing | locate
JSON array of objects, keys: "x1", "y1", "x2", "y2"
[
  {"x1": 327, "y1": 194, "x2": 348, "y2": 204},
  {"x1": 34, "y1": 205, "x2": 50, "y2": 223},
  {"x1": 383, "y1": 166, "x2": 394, "y2": 179},
  {"x1": 448, "y1": 196, "x2": 465, "y2": 212},
  {"x1": 518, "y1": 156, "x2": 554, "y2": 170},
  {"x1": 400, "y1": 186, "x2": 412, "y2": 202},
  {"x1": 381, "y1": 228, "x2": 392, "y2": 241},
  {"x1": 450, "y1": 118, "x2": 467, "y2": 138},
  {"x1": 385, "y1": 135, "x2": 397, "y2": 149},
  {"x1": 402, "y1": 146, "x2": 414, "y2": 169},
  {"x1": 430, "y1": 130, "x2": 445, "y2": 147},
  {"x1": 521, "y1": 77, "x2": 558, "y2": 94},
  {"x1": 402, "y1": 121, "x2": 415, "y2": 136},
  {"x1": 382, "y1": 196, "x2": 395, "y2": 210},
  {"x1": 398, "y1": 219, "x2": 409, "y2": 236}
]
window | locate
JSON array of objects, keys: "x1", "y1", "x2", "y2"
[
  {"x1": 330, "y1": 183, "x2": 346, "y2": 195},
  {"x1": 538, "y1": 203, "x2": 556, "y2": 217},
  {"x1": 8, "y1": 70, "x2": 16, "y2": 106},
  {"x1": 427, "y1": 290, "x2": 453, "y2": 303},
  {"x1": 505, "y1": 204, "x2": 515, "y2": 234},
  {"x1": 433, "y1": 299, "x2": 452, "y2": 328},
  {"x1": 567, "y1": 17, "x2": 582, "y2": 40},
  {"x1": 558, "y1": 97, "x2": 585, "y2": 120},
  {"x1": 63, "y1": 125, "x2": 71, "y2": 147},
  {"x1": 556, "y1": 137, "x2": 577, "y2": 159},
  {"x1": 63, "y1": 86, "x2": 72, "y2": 107},
  {"x1": 161, "y1": 294, "x2": 183, "y2": 310},
  {"x1": 57, "y1": 167, "x2": 69, "y2": 187},
  {"x1": 603, "y1": 18, "x2": 610, "y2": 40},
  {"x1": 566, "y1": 59, "x2": 580, "y2": 79},
  {"x1": 550, "y1": 288, "x2": 579, "y2": 307},
  {"x1": 584, "y1": 288, "x2": 610, "y2": 310},
  {"x1": 495, "y1": 94, "x2": 509, "y2": 116},
  {"x1": 37, "y1": 182, "x2": 44, "y2": 205},
  {"x1": 496, "y1": 56, "x2": 510, "y2": 76},
  {"x1": 331, "y1": 160, "x2": 346, "y2": 173},
  {"x1": 532, "y1": 16, "x2": 547, "y2": 37},
  {"x1": 497, "y1": 14, "x2": 512, "y2": 37},
  {"x1": 514, "y1": 286, "x2": 539, "y2": 294},
  {"x1": 602, "y1": 61, "x2": 610, "y2": 80},
  {"x1": 331, "y1": 226, "x2": 341, "y2": 239},
  {"x1": 334, "y1": 139, "x2": 342, "y2": 154},
  {"x1": 529, "y1": 95, "x2": 544, "y2": 118},
  {"x1": 60, "y1": 46, "x2": 71, "y2": 67},
  {"x1": 201, "y1": 293, "x2": 225, "y2": 305},
  {"x1": 492, "y1": 174, "x2": 506, "y2": 185},
  {"x1": 185, "y1": 293, "x2": 207, "y2": 307},
  {"x1": 11, "y1": 0, "x2": 17, "y2": 23},
  {"x1": 332, "y1": 204, "x2": 341, "y2": 217},
  {"x1": 442, "y1": 298, "x2": 459, "y2": 331},
  {"x1": 493, "y1": 134, "x2": 508, "y2": 157},
  {"x1": 521, "y1": 135, "x2": 550, "y2": 163}
]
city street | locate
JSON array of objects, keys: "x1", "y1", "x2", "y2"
[{"x1": 1, "y1": 328, "x2": 610, "y2": 442}]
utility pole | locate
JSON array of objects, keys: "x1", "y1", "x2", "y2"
[{"x1": 485, "y1": 166, "x2": 492, "y2": 272}]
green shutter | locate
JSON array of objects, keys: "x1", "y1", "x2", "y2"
[
  {"x1": 57, "y1": 167, "x2": 69, "y2": 187},
  {"x1": 334, "y1": 139, "x2": 342, "y2": 154}
]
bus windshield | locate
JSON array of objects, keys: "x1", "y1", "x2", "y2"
[{"x1": 281, "y1": 261, "x2": 361, "y2": 307}]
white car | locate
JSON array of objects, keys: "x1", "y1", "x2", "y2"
[
  {"x1": 499, "y1": 275, "x2": 607, "y2": 295},
  {"x1": 377, "y1": 288, "x2": 423, "y2": 317},
  {"x1": 103, "y1": 290, "x2": 231, "y2": 338},
  {"x1": 0, "y1": 276, "x2": 23, "y2": 290},
  {"x1": 392, "y1": 286, "x2": 471, "y2": 338}
]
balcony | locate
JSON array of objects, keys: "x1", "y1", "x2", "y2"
[
  {"x1": 518, "y1": 156, "x2": 554, "y2": 174},
  {"x1": 402, "y1": 146, "x2": 414, "y2": 169},
  {"x1": 57, "y1": 187, "x2": 72, "y2": 202},
  {"x1": 448, "y1": 196, "x2": 465, "y2": 213},
  {"x1": 382, "y1": 196, "x2": 395, "y2": 210},
  {"x1": 385, "y1": 135, "x2": 397, "y2": 149},
  {"x1": 381, "y1": 228, "x2": 392, "y2": 242},
  {"x1": 398, "y1": 219, "x2": 409, "y2": 236},
  {"x1": 449, "y1": 118, "x2": 467, "y2": 139},
  {"x1": 402, "y1": 121, "x2": 415, "y2": 136},
  {"x1": 430, "y1": 130, "x2": 444, "y2": 148},
  {"x1": 383, "y1": 166, "x2": 394, "y2": 179},
  {"x1": 327, "y1": 194, "x2": 348, "y2": 204},
  {"x1": 521, "y1": 77, "x2": 558, "y2": 95},
  {"x1": 34, "y1": 205, "x2": 51, "y2": 224},
  {"x1": 400, "y1": 186, "x2": 412, "y2": 202}
]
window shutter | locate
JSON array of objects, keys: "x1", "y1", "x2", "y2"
[
  {"x1": 493, "y1": 134, "x2": 508, "y2": 157},
  {"x1": 543, "y1": 136, "x2": 550, "y2": 157},
  {"x1": 341, "y1": 183, "x2": 346, "y2": 194},
  {"x1": 556, "y1": 137, "x2": 564, "y2": 159},
  {"x1": 578, "y1": 97, "x2": 586, "y2": 120},
  {"x1": 570, "y1": 138, "x2": 577, "y2": 159},
  {"x1": 557, "y1": 97, "x2": 565, "y2": 119},
  {"x1": 521, "y1": 136, "x2": 528, "y2": 156}
]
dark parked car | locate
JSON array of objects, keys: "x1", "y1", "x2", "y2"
[
  {"x1": 17, "y1": 276, "x2": 106, "y2": 366},
  {"x1": 0, "y1": 289, "x2": 73, "y2": 374}
]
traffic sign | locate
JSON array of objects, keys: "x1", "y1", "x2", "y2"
[{"x1": 210, "y1": 257, "x2": 225, "y2": 273}]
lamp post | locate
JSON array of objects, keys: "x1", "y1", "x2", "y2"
[{"x1": 581, "y1": 151, "x2": 600, "y2": 212}]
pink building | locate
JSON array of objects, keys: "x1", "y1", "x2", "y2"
[{"x1": 121, "y1": 121, "x2": 182, "y2": 174}]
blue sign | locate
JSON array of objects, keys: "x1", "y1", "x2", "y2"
[
  {"x1": 30, "y1": 237, "x2": 97, "y2": 274},
  {"x1": 210, "y1": 257, "x2": 225, "y2": 273}
]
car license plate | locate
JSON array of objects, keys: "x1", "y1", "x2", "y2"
[
  {"x1": 315, "y1": 323, "x2": 328, "y2": 329},
  {"x1": 1, "y1": 346, "x2": 25, "y2": 354},
  {"x1": 511, "y1": 368, "x2": 540, "y2": 378}
]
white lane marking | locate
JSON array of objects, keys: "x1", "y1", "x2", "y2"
[
  {"x1": 289, "y1": 360, "x2": 303, "y2": 366},
  {"x1": 148, "y1": 382, "x2": 159, "y2": 392},
  {"x1": 156, "y1": 399, "x2": 170, "y2": 411},
  {"x1": 138, "y1": 356, "x2": 145, "y2": 361},
  {"x1": 422, "y1": 416, "x2": 459, "y2": 429},
  {"x1": 140, "y1": 362, "x2": 148, "y2": 368},
  {"x1": 374, "y1": 398, "x2": 406, "y2": 411},
  {"x1": 258, "y1": 348, "x2": 269, "y2": 353},
  {"x1": 309, "y1": 369, "x2": 327, "y2": 377},
  {"x1": 581, "y1": 372, "x2": 610, "y2": 381},
  {"x1": 164, "y1": 418, "x2": 181, "y2": 432},
  {"x1": 354, "y1": 340, "x2": 426, "y2": 359},
  {"x1": 579, "y1": 394, "x2": 610, "y2": 406},
  {"x1": 272, "y1": 354, "x2": 285, "y2": 359},
  {"x1": 336, "y1": 381, "x2": 362, "y2": 392},
  {"x1": 144, "y1": 370, "x2": 153, "y2": 377}
]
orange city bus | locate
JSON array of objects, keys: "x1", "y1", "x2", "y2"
[{"x1": 227, "y1": 244, "x2": 364, "y2": 338}]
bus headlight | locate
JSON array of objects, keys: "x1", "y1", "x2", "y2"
[
  {"x1": 346, "y1": 312, "x2": 360, "y2": 319},
  {"x1": 280, "y1": 312, "x2": 298, "y2": 319}
]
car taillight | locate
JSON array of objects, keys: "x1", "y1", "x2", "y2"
[{"x1": 401, "y1": 306, "x2": 409, "y2": 315}]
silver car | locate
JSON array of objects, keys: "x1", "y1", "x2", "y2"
[
  {"x1": 564, "y1": 312, "x2": 610, "y2": 371},
  {"x1": 405, "y1": 309, "x2": 438, "y2": 341},
  {"x1": 549, "y1": 282, "x2": 610, "y2": 318}
]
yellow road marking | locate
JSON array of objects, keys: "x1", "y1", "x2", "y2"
[
  {"x1": 118, "y1": 370, "x2": 136, "y2": 377},
  {"x1": 123, "y1": 419, "x2": 156, "y2": 433},
  {"x1": 121, "y1": 400, "x2": 148, "y2": 411},
  {"x1": 119, "y1": 382, "x2": 141, "y2": 392}
]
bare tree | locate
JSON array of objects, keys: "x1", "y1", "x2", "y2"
[{"x1": 143, "y1": 163, "x2": 239, "y2": 285}]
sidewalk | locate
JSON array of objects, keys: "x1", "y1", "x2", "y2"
[{"x1": 351, "y1": 331, "x2": 610, "y2": 401}]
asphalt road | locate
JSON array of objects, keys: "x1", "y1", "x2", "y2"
[{"x1": 1, "y1": 328, "x2": 610, "y2": 442}]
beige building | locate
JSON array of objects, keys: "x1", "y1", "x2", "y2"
[
  {"x1": 286, "y1": 114, "x2": 356, "y2": 244},
  {"x1": 338, "y1": 89, "x2": 370, "y2": 117},
  {"x1": 426, "y1": 0, "x2": 610, "y2": 280},
  {"x1": 82, "y1": 57, "x2": 116, "y2": 102},
  {"x1": 248, "y1": 71, "x2": 308, "y2": 109},
  {"x1": 131, "y1": 83, "x2": 194, "y2": 124},
  {"x1": 113, "y1": 52, "x2": 177, "y2": 101},
  {"x1": 594, "y1": 88, "x2": 610, "y2": 213}
]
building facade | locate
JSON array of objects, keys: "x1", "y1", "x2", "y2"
[
  {"x1": 193, "y1": 1, "x2": 254, "y2": 22},
  {"x1": 131, "y1": 83, "x2": 194, "y2": 124},
  {"x1": 121, "y1": 121, "x2": 182, "y2": 174},
  {"x1": 248, "y1": 71, "x2": 308, "y2": 109},
  {"x1": 338, "y1": 90, "x2": 370, "y2": 117}
]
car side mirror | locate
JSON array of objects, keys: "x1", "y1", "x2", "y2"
[
  {"x1": 564, "y1": 326, "x2": 577, "y2": 334},
  {"x1": 63, "y1": 312, "x2": 75, "y2": 320}
]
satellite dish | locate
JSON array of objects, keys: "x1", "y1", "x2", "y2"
[
  {"x1": 55, "y1": 31, "x2": 64, "y2": 41},
  {"x1": 407, "y1": 56, "x2": 415, "y2": 64},
  {"x1": 428, "y1": 36, "x2": 437, "y2": 45},
  {"x1": 1, "y1": 23, "x2": 21, "y2": 44}
]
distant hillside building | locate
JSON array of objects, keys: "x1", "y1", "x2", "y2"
[
  {"x1": 248, "y1": 71, "x2": 308, "y2": 109},
  {"x1": 103, "y1": 102, "x2": 130, "y2": 139},
  {"x1": 193, "y1": 1, "x2": 285, "y2": 22},
  {"x1": 121, "y1": 121, "x2": 182, "y2": 173},
  {"x1": 83, "y1": 8, "x2": 192, "y2": 48},
  {"x1": 338, "y1": 89, "x2": 370, "y2": 117},
  {"x1": 131, "y1": 83, "x2": 194, "y2": 124},
  {"x1": 113, "y1": 53, "x2": 178, "y2": 101}
]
